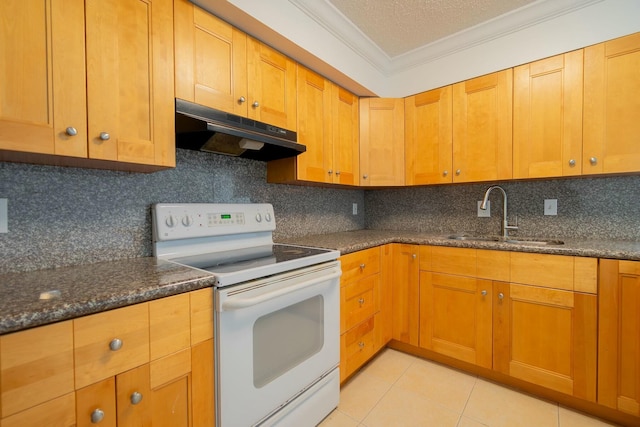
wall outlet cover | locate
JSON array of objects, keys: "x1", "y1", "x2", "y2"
[
  {"x1": 477, "y1": 200, "x2": 490, "y2": 217},
  {"x1": 544, "y1": 199, "x2": 558, "y2": 216},
  {"x1": 352, "y1": 203, "x2": 358, "y2": 215},
  {"x1": 0, "y1": 199, "x2": 7, "y2": 233}
]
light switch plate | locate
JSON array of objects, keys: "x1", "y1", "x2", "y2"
[
  {"x1": 352, "y1": 203, "x2": 358, "y2": 215},
  {"x1": 477, "y1": 200, "x2": 490, "y2": 217},
  {"x1": 544, "y1": 199, "x2": 558, "y2": 216},
  {"x1": 0, "y1": 199, "x2": 7, "y2": 233}
]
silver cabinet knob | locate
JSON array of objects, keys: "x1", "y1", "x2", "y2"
[
  {"x1": 358, "y1": 298, "x2": 365, "y2": 306},
  {"x1": 359, "y1": 263, "x2": 365, "y2": 269},
  {"x1": 568, "y1": 159, "x2": 576, "y2": 167},
  {"x1": 412, "y1": 253, "x2": 417, "y2": 259},
  {"x1": 590, "y1": 157, "x2": 598, "y2": 165},
  {"x1": 336, "y1": 170, "x2": 341, "y2": 175},
  {"x1": 130, "y1": 391, "x2": 143, "y2": 405},
  {"x1": 328, "y1": 169, "x2": 333, "y2": 175},
  {"x1": 252, "y1": 101, "x2": 259, "y2": 108},
  {"x1": 91, "y1": 408, "x2": 105, "y2": 423},
  {"x1": 455, "y1": 169, "x2": 461, "y2": 176},
  {"x1": 362, "y1": 174, "x2": 368, "y2": 180},
  {"x1": 99, "y1": 132, "x2": 110, "y2": 141},
  {"x1": 481, "y1": 290, "x2": 487, "y2": 296},
  {"x1": 498, "y1": 293, "x2": 504, "y2": 300},
  {"x1": 443, "y1": 170, "x2": 448, "y2": 177},
  {"x1": 109, "y1": 338, "x2": 123, "y2": 351},
  {"x1": 65, "y1": 127, "x2": 78, "y2": 136},
  {"x1": 238, "y1": 96, "x2": 246, "y2": 103},
  {"x1": 358, "y1": 342, "x2": 365, "y2": 349}
]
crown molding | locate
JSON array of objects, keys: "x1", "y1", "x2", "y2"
[{"x1": 289, "y1": 0, "x2": 603, "y2": 76}]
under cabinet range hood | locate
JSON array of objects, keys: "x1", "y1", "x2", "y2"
[{"x1": 175, "y1": 99, "x2": 304, "y2": 161}]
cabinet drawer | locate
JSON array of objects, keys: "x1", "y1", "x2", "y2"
[
  {"x1": 341, "y1": 275, "x2": 377, "y2": 332},
  {"x1": 431, "y1": 246, "x2": 476, "y2": 277},
  {"x1": 0, "y1": 320, "x2": 74, "y2": 418},
  {"x1": 74, "y1": 304, "x2": 150, "y2": 389},
  {"x1": 76, "y1": 377, "x2": 117, "y2": 427},
  {"x1": 190, "y1": 288, "x2": 214, "y2": 345},
  {"x1": 341, "y1": 317, "x2": 376, "y2": 379},
  {"x1": 340, "y1": 247, "x2": 381, "y2": 284},
  {"x1": 150, "y1": 293, "x2": 190, "y2": 360}
]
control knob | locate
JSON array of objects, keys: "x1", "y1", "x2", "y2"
[
  {"x1": 181, "y1": 215, "x2": 193, "y2": 227},
  {"x1": 255, "y1": 213, "x2": 262, "y2": 223},
  {"x1": 265, "y1": 213, "x2": 272, "y2": 222},
  {"x1": 165, "y1": 215, "x2": 177, "y2": 228}
]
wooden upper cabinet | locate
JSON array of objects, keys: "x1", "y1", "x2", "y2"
[
  {"x1": 360, "y1": 98, "x2": 405, "y2": 186},
  {"x1": 513, "y1": 51, "x2": 583, "y2": 179},
  {"x1": 598, "y1": 259, "x2": 640, "y2": 416},
  {"x1": 247, "y1": 38, "x2": 297, "y2": 130},
  {"x1": 405, "y1": 86, "x2": 453, "y2": 185},
  {"x1": 584, "y1": 32, "x2": 640, "y2": 175},
  {"x1": 174, "y1": 0, "x2": 248, "y2": 116},
  {"x1": 452, "y1": 70, "x2": 513, "y2": 183},
  {"x1": 86, "y1": 0, "x2": 175, "y2": 167},
  {"x1": 0, "y1": 0, "x2": 87, "y2": 158},
  {"x1": 331, "y1": 85, "x2": 359, "y2": 185},
  {"x1": 293, "y1": 66, "x2": 333, "y2": 183}
]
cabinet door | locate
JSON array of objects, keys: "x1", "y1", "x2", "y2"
[
  {"x1": 332, "y1": 85, "x2": 359, "y2": 185},
  {"x1": 295, "y1": 65, "x2": 332, "y2": 183},
  {"x1": 76, "y1": 377, "x2": 117, "y2": 427},
  {"x1": 419, "y1": 273, "x2": 492, "y2": 368},
  {"x1": 599, "y1": 260, "x2": 640, "y2": 416},
  {"x1": 390, "y1": 244, "x2": 419, "y2": 345},
  {"x1": 452, "y1": 70, "x2": 512, "y2": 182},
  {"x1": 359, "y1": 98, "x2": 405, "y2": 186},
  {"x1": 513, "y1": 51, "x2": 583, "y2": 178},
  {"x1": 85, "y1": 0, "x2": 174, "y2": 167},
  {"x1": 493, "y1": 282, "x2": 597, "y2": 401},
  {"x1": 174, "y1": 0, "x2": 248, "y2": 116},
  {"x1": 0, "y1": 393, "x2": 76, "y2": 427},
  {"x1": 247, "y1": 38, "x2": 297, "y2": 130},
  {"x1": 405, "y1": 86, "x2": 453, "y2": 185},
  {"x1": 0, "y1": 0, "x2": 87, "y2": 157},
  {"x1": 191, "y1": 339, "x2": 215, "y2": 427},
  {"x1": 584, "y1": 32, "x2": 640, "y2": 174}
]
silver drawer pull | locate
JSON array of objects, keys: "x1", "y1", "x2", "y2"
[
  {"x1": 358, "y1": 342, "x2": 365, "y2": 349},
  {"x1": 91, "y1": 408, "x2": 105, "y2": 423},
  {"x1": 359, "y1": 263, "x2": 365, "y2": 269},
  {"x1": 358, "y1": 298, "x2": 365, "y2": 306},
  {"x1": 130, "y1": 391, "x2": 143, "y2": 405},
  {"x1": 109, "y1": 338, "x2": 123, "y2": 351}
]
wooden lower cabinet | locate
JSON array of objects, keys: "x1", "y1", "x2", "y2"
[
  {"x1": 598, "y1": 259, "x2": 640, "y2": 416},
  {"x1": 419, "y1": 272, "x2": 493, "y2": 368},
  {"x1": 339, "y1": 247, "x2": 388, "y2": 382},
  {"x1": 390, "y1": 244, "x2": 420, "y2": 346},
  {"x1": 493, "y1": 282, "x2": 597, "y2": 401},
  {"x1": 0, "y1": 288, "x2": 215, "y2": 427}
]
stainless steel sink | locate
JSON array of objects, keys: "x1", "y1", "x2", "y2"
[
  {"x1": 504, "y1": 239, "x2": 564, "y2": 246},
  {"x1": 447, "y1": 234, "x2": 501, "y2": 242},
  {"x1": 447, "y1": 235, "x2": 564, "y2": 246}
]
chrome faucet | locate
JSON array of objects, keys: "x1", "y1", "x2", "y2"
[{"x1": 480, "y1": 185, "x2": 518, "y2": 239}]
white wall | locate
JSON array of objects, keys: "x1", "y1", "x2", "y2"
[{"x1": 194, "y1": 0, "x2": 640, "y2": 97}]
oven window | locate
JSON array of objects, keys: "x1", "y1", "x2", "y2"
[{"x1": 253, "y1": 295, "x2": 324, "y2": 388}]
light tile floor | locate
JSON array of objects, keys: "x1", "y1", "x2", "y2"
[{"x1": 319, "y1": 349, "x2": 620, "y2": 427}]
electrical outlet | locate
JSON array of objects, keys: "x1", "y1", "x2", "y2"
[
  {"x1": 477, "y1": 200, "x2": 490, "y2": 217},
  {"x1": 544, "y1": 199, "x2": 558, "y2": 216},
  {"x1": 352, "y1": 203, "x2": 358, "y2": 215},
  {"x1": 0, "y1": 199, "x2": 7, "y2": 233}
]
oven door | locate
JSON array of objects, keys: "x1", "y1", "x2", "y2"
[{"x1": 216, "y1": 261, "x2": 341, "y2": 426}]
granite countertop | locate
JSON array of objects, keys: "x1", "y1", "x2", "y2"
[
  {"x1": 3, "y1": 229, "x2": 639, "y2": 336},
  {"x1": 278, "y1": 229, "x2": 640, "y2": 260},
  {"x1": 0, "y1": 258, "x2": 215, "y2": 335}
]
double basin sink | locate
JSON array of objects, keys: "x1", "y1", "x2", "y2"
[{"x1": 447, "y1": 234, "x2": 564, "y2": 246}]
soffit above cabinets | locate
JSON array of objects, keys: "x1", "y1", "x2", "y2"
[{"x1": 192, "y1": 0, "x2": 640, "y2": 97}]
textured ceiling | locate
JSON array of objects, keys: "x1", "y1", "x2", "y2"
[{"x1": 327, "y1": 0, "x2": 538, "y2": 57}]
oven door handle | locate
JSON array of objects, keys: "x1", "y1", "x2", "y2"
[{"x1": 221, "y1": 271, "x2": 341, "y2": 311}]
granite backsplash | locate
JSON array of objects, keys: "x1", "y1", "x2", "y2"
[
  {"x1": 365, "y1": 176, "x2": 640, "y2": 241},
  {"x1": 1, "y1": 149, "x2": 639, "y2": 274},
  {"x1": 0, "y1": 149, "x2": 364, "y2": 273}
]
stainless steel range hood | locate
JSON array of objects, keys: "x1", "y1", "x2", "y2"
[{"x1": 175, "y1": 99, "x2": 304, "y2": 161}]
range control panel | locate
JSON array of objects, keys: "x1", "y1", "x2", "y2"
[{"x1": 152, "y1": 203, "x2": 275, "y2": 241}]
